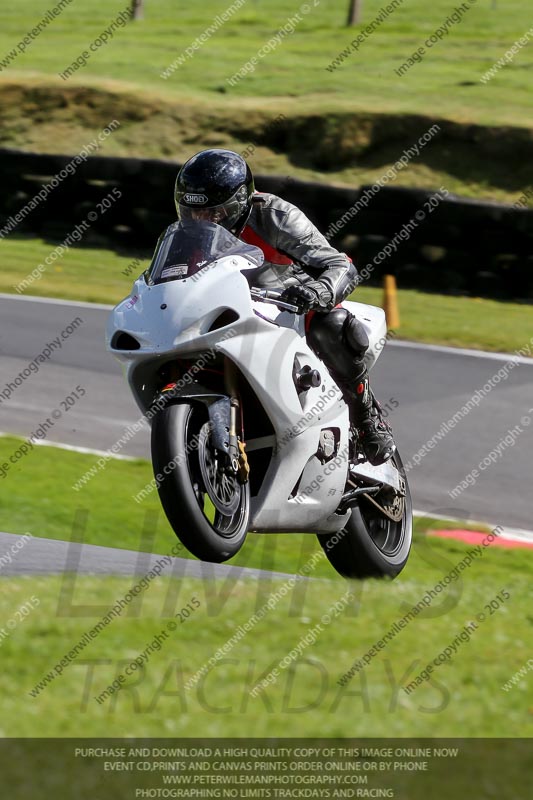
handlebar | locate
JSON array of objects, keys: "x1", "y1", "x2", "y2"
[{"x1": 250, "y1": 287, "x2": 300, "y2": 313}]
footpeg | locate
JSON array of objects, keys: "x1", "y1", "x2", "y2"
[{"x1": 337, "y1": 483, "x2": 381, "y2": 514}]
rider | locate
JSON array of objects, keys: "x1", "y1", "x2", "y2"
[{"x1": 174, "y1": 149, "x2": 395, "y2": 466}]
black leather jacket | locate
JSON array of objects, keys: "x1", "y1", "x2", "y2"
[{"x1": 242, "y1": 193, "x2": 357, "y2": 309}]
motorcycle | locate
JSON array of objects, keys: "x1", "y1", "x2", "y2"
[{"x1": 106, "y1": 220, "x2": 412, "y2": 579}]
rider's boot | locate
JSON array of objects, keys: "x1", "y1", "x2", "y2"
[{"x1": 341, "y1": 368, "x2": 396, "y2": 466}]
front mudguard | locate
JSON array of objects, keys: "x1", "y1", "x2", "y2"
[{"x1": 153, "y1": 382, "x2": 231, "y2": 455}]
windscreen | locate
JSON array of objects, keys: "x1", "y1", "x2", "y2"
[{"x1": 148, "y1": 220, "x2": 264, "y2": 284}]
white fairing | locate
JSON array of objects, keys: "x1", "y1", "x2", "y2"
[
  {"x1": 107, "y1": 246, "x2": 389, "y2": 534},
  {"x1": 257, "y1": 299, "x2": 387, "y2": 372}
]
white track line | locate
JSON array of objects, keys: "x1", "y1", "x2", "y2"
[
  {"x1": 0, "y1": 292, "x2": 113, "y2": 310},
  {"x1": 389, "y1": 339, "x2": 533, "y2": 365},
  {"x1": 0, "y1": 432, "x2": 138, "y2": 461}
]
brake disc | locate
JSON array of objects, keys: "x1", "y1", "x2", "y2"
[
  {"x1": 362, "y1": 476, "x2": 406, "y2": 522},
  {"x1": 198, "y1": 423, "x2": 240, "y2": 515}
]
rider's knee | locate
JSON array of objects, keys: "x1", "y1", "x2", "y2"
[
  {"x1": 308, "y1": 308, "x2": 368, "y2": 358},
  {"x1": 307, "y1": 308, "x2": 346, "y2": 355},
  {"x1": 343, "y1": 314, "x2": 369, "y2": 358}
]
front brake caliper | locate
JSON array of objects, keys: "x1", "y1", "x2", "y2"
[{"x1": 237, "y1": 440, "x2": 250, "y2": 484}]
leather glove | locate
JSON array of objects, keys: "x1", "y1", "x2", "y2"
[{"x1": 280, "y1": 282, "x2": 333, "y2": 314}]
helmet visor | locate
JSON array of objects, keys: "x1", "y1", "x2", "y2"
[{"x1": 177, "y1": 184, "x2": 250, "y2": 232}]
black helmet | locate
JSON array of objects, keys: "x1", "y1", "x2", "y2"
[{"x1": 175, "y1": 149, "x2": 254, "y2": 234}]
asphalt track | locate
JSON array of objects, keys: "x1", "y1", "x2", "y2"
[
  {"x1": 0, "y1": 531, "x2": 298, "y2": 580},
  {"x1": 1, "y1": 294, "x2": 532, "y2": 532}
]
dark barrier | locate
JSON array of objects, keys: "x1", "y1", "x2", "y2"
[{"x1": 1, "y1": 148, "x2": 532, "y2": 300}]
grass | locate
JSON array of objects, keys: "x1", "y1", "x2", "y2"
[
  {"x1": 0, "y1": 0, "x2": 531, "y2": 124},
  {"x1": 1, "y1": 541, "x2": 532, "y2": 737},
  {"x1": 1, "y1": 0, "x2": 532, "y2": 753},
  {"x1": 0, "y1": 234, "x2": 153, "y2": 305},
  {"x1": 356, "y1": 285, "x2": 533, "y2": 353},
  {"x1": 0, "y1": 1, "x2": 532, "y2": 200},
  {"x1": 0, "y1": 433, "x2": 332, "y2": 579},
  {"x1": 0, "y1": 433, "x2": 494, "y2": 578},
  {"x1": 1, "y1": 437, "x2": 532, "y2": 740},
  {"x1": 1, "y1": 235, "x2": 532, "y2": 353}
]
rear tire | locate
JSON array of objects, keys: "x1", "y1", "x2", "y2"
[
  {"x1": 317, "y1": 449, "x2": 412, "y2": 579},
  {"x1": 152, "y1": 402, "x2": 249, "y2": 562}
]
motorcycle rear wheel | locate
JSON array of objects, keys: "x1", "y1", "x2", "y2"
[
  {"x1": 317, "y1": 449, "x2": 412, "y2": 579},
  {"x1": 152, "y1": 402, "x2": 250, "y2": 562}
]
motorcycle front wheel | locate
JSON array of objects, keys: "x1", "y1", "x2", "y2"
[
  {"x1": 317, "y1": 449, "x2": 412, "y2": 579},
  {"x1": 151, "y1": 402, "x2": 250, "y2": 562}
]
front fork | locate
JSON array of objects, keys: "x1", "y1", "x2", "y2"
[{"x1": 224, "y1": 358, "x2": 249, "y2": 484}]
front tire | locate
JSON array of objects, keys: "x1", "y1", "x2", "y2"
[
  {"x1": 152, "y1": 402, "x2": 249, "y2": 562},
  {"x1": 317, "y1": 449, "x2": 412, "y2": 579}
]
